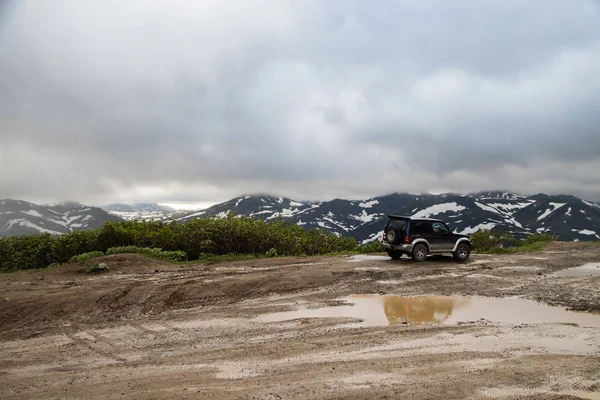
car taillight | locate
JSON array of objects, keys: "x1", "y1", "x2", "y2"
[{"x1": 404, "y1": 236, "x2": 410, "y2": 244}]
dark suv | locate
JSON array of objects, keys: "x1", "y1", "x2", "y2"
[{"x1": 381, "y1": 215, "x2": 472, "y2": 262}]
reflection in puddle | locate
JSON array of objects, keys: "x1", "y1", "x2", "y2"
[
  {"x1": 553, "y1": 263, "x2": 600, "y2": 277},
  {"x1": 256, "y1": 295, "x2": 600, "y2": 328}
]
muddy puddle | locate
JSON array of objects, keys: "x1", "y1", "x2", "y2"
[
  {"x1": 553, "y1": 263, "x2": 600, "y2": 277},
  {"x1": 347, "y1": 255, "x2": 391, "y2": 262},
  {"x1": 256, "y1": 295, "x2": 600, "y2": 328}
]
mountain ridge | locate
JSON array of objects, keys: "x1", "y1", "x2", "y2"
[
  {"x1": 2, "y1": 192, "x2": 600, "y2": 242},
  {"x1": 175, "y1": 191, "x2": 600, "y2": 243}
]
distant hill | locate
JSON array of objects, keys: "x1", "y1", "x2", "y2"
[
  {"x1": 0, "y1": 199, "x2": 123, "y2": 237},
  {"x1": 102, "y1": 203, "x2": 185, "y2": 222}
]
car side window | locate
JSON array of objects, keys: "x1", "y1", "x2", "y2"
[
  {"x1": 412, "y1": 221, "x2": 433, "y2": 235},
  {"x1": 432, "y1": 222, "x2": 450, "y2": 234}
]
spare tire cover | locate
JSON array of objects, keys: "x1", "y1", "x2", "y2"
[{"x1": 386, "y1": 229, "x2": 397, "y2": 243}]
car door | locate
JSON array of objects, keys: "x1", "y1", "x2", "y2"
[{"x1": 432, "y1": 222, "x2": 454, "y2": 251}]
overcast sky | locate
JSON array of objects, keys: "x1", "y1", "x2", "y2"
[{"x1": 1, "y1": 0, "x2": 600, "y2": 207}]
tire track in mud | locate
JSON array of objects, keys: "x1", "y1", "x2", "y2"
[
  {"x1": 156, "y1": 321, "x2": 186, "y2": 334},
  {"x1": 466, "y1": 355, "x2": 600, "y2": 400},
  {"x1": 127, "y1": 321, "x2": 159, "y2": 336},
  {"x1": 63, "y1": 330, "x2": 127, "y2": 363},
  {"x1": 470, "y1": 389, "x2": 600, "y2": 400},
  {"x1": 54, "y1": 318, "x2": 129, "y2": 364}
]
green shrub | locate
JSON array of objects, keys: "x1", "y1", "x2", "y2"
[
  {"x1": 470, "y1": 229, "x2": 500, "y2": 251},
  {"x1": 0, "y1": 233, "x2": 59, "y2": 272},
  {"x1": 522, "y1": 232, "x2": 553, "y2": 245},
  {"x1": 69, "y1": 251, "x2": 105, "y2": 263},
  {"x1": 265, "y1": 248, "x2": 278, "y2": 257},
  {"x1": 105, "y1": 246, "x2": 188, "y2": 262},
  {"x1": 54, "y1": 230, "x2": 100, "y2": 263},
  {"x1": 358, "y1": 240, "x2": 384, "y2": 254},
  {"x1": 472, "y1": 229, "x2": 553, "y2": 254}
]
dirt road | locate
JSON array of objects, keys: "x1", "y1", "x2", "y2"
[{"x1": 1, "y1": 242, "x2": 600, "y2": 399}]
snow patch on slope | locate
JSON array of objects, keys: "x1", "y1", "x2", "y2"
[
  {"x1": 215, "y1": 211, "x2": 229, "y2": 219},
  {"x1": 486, "y1": 202, "x2": 533, "y2": 213},
  {"x1": 22, "y1": 210, "x2": 46, "y2": 219},
  {"x1": 322, "y1": 217, "x2": 349, "y2": 232},
  {"x1": 180, "y1": 210, "x2": 206, "y2": 220},
  {"x1": 351, "y1": 210, "x2": 382, "y2": 223},
  {"x1": 362, "y1": 230, "x2": 384, "y2": 244},
  {"x1": 583, "y1": 200, "x2": 600, "y2": 209},
  {"x1": 249, "y1": 210, "x2": 273, "y2": 217},
  {"x1": 459, "y1": 222, "x2": 496, "y2": 235},
  {"x1": 475, "y1": 202, "x2": 500, "y2": 215},
  {"x1": 267, "y1": 208, "x2": 297, "y2": 220},
  {"x1": 537, "y1": 203, "x2": 566, "y2": 221},
  {"x1": 505, "y1": 217, "x2": 523, "y2": 229},
  {"x1": 3, "y1": 219, "x2": 62, "y2": 235},
  {"x1": 359, "y1": 200, "x2": 379, "y2": 208},
  {"x1": 294, "y1": 203, "x2": 320, "y2": 215},
  {"x1": 412, "y1": 203, "x2": 466, "y2": 218},
  {"x1": 234, "y1": 197, "x2": 245, "y2": 207}
]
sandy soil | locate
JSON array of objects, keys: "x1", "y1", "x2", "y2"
[{"x1": 1, "y1": 242, "x2": 600, "y2": 399}]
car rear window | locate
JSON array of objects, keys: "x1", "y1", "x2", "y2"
[{"x1": 386, "y1": 219, "x2": 407, "y2": 235}]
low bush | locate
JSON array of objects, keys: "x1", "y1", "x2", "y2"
[
  {"x1": 105, "y1": 246, "x2": 188, "y2": 262},
  {"x1": 522, "y1": 232, "x2": 553, "y2": 245},
  {"x1": 471, "y1": 229, "x2": 553, "y2": 254},
  {"x1": 357, "y1": 240, "x2": 385, "y2": 254},
  {"x1": 265, "y1": 248, "x2": 278, "y2": 258},
  {"x1": 69, "y1": 251, "x2": 105, "y2": 263}
]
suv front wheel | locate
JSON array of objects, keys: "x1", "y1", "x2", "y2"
[{"x1": 411, "y1": 243, "x2": 428, "y2": 262}]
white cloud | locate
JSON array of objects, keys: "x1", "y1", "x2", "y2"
[{"x1": 1, "y1": 0, "x2": 600, "y2": 204}]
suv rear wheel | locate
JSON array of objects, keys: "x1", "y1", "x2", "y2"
[
  {"x1": 411, "y1": 243, "x2": 428, "y2": 262},
  {"x1": 387, "y1": 250, "x2": 403, "y2": 260},
  {"x1": 453, "y1": 243, "x2": 470, "y2": 261}
]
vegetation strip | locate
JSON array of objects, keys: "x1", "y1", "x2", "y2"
[{"x1": 0, "y1": 214, "x2": 554, "y2": 272}]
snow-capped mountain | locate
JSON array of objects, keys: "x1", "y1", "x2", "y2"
[
  {"x1": 102, "y1": 203, "x2": 186, "y2": 221},
  {"x1": 177, "y1": 191, "x2": 600, "y2": 243},
  {"x1": 3, "y1": 192, "x2": 599, "y2": 242},
  {"x1": 104, "y1": 203, "x2": 175, "y2": 213},
  {"x1": 0, "y1": 199, "x2": 123, "y2": 237}
]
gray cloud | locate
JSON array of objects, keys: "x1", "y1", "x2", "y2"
[{"x1": 1, "y1": 0, "x2": 600, "y2": 205}]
